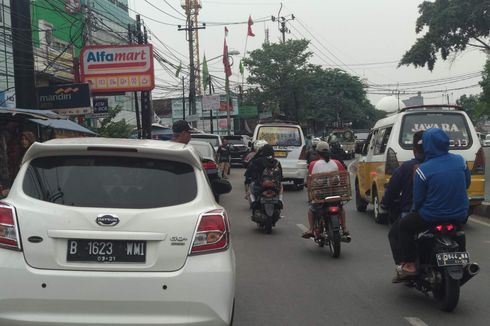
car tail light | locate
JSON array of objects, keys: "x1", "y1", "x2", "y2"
[
  {"x1": 471, "y1": 148, "x2": 485, "y2": 175},
  {"x1": 190, "y1": 209, "x2": 229, "y2": 255},
  {"x1": 0, "y1": 202, "x2": 21, "y2": 250},
  {"x1": 299, "y1": 145, "x2": 307, "y2": 160},
  {"x1": 385, "y1": 148, "x2": 399, "y2": 175},
  {"x1": 202, "y1": 160, "x2": 218, "y2": 171},
  {"x1": 328, "y1": 206, "x2": 341, "y2": 214}
]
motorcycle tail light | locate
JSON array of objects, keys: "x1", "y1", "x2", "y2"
[
  {"x1": 0, "y1": 202, "x2": 21, "y2": 250},
  {"x1": 190, "y1": 209, "x2": 229, "y2": 255},
  {"x1": 436, "y1": 225, "x2": 443, "y2": 232},
  {"x1": 446, "y1": 224, "x2": 454, "y2": 231},
  {"x1": 328, "y1": 206, "x2": 341, "y2": 214}
]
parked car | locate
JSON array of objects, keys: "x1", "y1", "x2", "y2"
[
  {"x1": 223, "y1": 135, "x2": 251, "y2": 166},
  {"x1": 0, "y1": 138, "x2": 235, "y2": 325},
  {"x1": 483, "y1": 134, "x2": 490, "y2": 147},
  {"x1": 355, "y1": 105, "x2": 485, "y2": 223},
  {"x1": 252, "y1": 121, "x2": 308, "y2": 189},
  {"x1": 191, "y1": 133, "x2": 223, "y2": 152}
]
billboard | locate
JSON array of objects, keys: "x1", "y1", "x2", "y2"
[
  {"x1": 80, "y1": 44, "x2": 155, "y2": 93},
  {"x1": 37, "y1": 83, "x2": 91, "y2": 114}
]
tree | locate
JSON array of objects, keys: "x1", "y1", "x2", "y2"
[
  {"x1": 94, "y1": 105, "x2": 134, "y2": 138},
  {"x1": 399, "y1": 0, "x2": 490, "y2": 71}
]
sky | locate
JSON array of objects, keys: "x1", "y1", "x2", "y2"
[{"x1": 127, "y1": 0, "x2": 489, "y2": 108}]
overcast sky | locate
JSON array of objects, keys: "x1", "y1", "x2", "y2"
[{"x1": 128, "y1": 0, "x2": 488, "y2": 108}]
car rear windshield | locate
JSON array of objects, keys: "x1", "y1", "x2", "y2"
[
  {"x1": 223, "y1": 137, "x2": 244, "y2": 145},
  {"x1": 191, "y1": 134, "x2": 220, "y2": 146},
  {"x1": 400, "y1": 113, "x2": 472, "y2": 150},
  {"x1": 257, "y1": 126, "x2": 302, "y2": 146},
  {"x1": 23, "y1": 156, "x2": 197, "y2": 208}
]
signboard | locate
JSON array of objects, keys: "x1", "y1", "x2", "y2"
[
  {"x1": 37, "y1": 83, "x2": 91, "y2": 111},
  {"x1": 91, "y1": 98, "x2": 109, "y2": 118},
  {"x1": 202, "y1": 95, "x2": 220, "y2": 111},
  {"x1": 239, "y1": 105, "x2": 258, "y2": 118},
  {"x1": 80, "y1": 44, "x2": 155, "y2": 93}
]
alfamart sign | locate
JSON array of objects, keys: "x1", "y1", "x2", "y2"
[{"x1": 80, "y1": 44, "x2": 155, "y2": 93}]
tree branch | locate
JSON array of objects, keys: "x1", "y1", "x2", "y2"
[
  {"x1": 468, "y1": 43, "x2": 487, "y2": 49},
  {"x1": 472, "y1": 37, "x2": 490, "y2": 50}
]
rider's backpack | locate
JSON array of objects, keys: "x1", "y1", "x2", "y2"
[{"x1": 260, "y1": 160, "x2": 282, "y2": 191}]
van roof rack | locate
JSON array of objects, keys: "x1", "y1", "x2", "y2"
[{"x1": 400, "y1": 104, "x2": 463, "y2": 112}]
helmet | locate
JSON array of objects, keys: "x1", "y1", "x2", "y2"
[
  {"x1": 311, "y1": 137, "x2": 320, "y2": 148},
  {"x1": 261, "y1": 144, "x2": 274, "y2": 157},
  {"x1": 315, "y1": 141, "x2": 330, "y2": 156},
  {"x1": 254, "y1": 140, "x2": 268, "y2": 151}
]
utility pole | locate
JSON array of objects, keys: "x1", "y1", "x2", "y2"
[
  {"x1": 178, "y1": 0, "x2": 205, "y2": 122},
  {"x1": 128, "y1": 23, "x2": 142, "y2": 139},
  {"x1": 10, "y1": 0, "x2": 36, "y2": 108},
  {"x1": 272, "y1": 13, "x2": 295, "y2": 43},
  {"x1": 140, "y1": 23, "x2": 152, "y2": 139},
  {"x1": 182, "y1": 76, "x2": 185, "y2": 120}
]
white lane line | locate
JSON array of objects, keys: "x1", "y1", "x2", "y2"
[
  {"x1": 469, "y1": 217, "x2": 490, "y2": 228},
  {"x1": 296, "y1": 224, "x2": 309, "y2": 232},
  {"x1": 405, "y1": 317, "x2": 429, "y2": 326}
]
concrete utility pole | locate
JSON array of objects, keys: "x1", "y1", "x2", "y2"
[
  {"x1": 135, "y1": 15, "x2": 152, "y2": 139},
  {"x1": 128, "y1": 22, "x2": 142, "y2": 139},
  {"x1": 179, "y1": 0, "x2": 205, "y2": 121},
  {"x1": 272, "y1": 8, "x2": 295, "y2": 43},
  {"x1": 10, "y1": 0, "x2": 36, "y2": 108}
]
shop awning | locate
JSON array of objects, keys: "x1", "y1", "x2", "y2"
[{"x1": 29, "y1": 118, "x2": 96, "y2": 135}]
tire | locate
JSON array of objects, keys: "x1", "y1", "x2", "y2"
[
  {"x1": 433, "y1": 269, "x2": 460, "y2": 312},
  {"x1": 294, "y1": 179, "x2": 304, "y2": 191},
  {"x1": 355, "y1": 179, "x2": 368, "y2": 212},
  {"x1": 373, "y1": 189, "x2": 387, "y2": 224},
  {"x1": 329, "y1": 230, "x2": 341, "y2": 258},
  {"x1": 265, "y1": 216, "x2": 273, "y2": 234}
]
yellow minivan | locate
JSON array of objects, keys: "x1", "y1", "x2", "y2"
[{"x1": 355, "y1": 105, "x2": 485, "y2": 223}]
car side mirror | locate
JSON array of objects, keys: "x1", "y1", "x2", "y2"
[{"x1": 211, "y1": 179, "x2": 232, "y2": 195}]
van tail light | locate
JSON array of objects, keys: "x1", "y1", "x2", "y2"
[
  {"x1": 471, "y1": 148, "x2": 485, "y2": 175},
  {"x1": 190, "y1": 209, "x2": 229, "y2": 255},
  {"x1": 0, "y1": 202, "x2": 21, "y2": 250},
  {"x1": 299, "y1": 145, "x2": 307, "y2": 160},
  {"x1": 385, "y1": 148, "x2": 399, "y2": 175}
]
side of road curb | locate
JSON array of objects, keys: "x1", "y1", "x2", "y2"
[{"x1": 473, "y1": 202, "x2": 490, "y2": 218}]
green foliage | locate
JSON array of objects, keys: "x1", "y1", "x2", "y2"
[
  {"x1": 93, "y1": 106, "x2": 134, "y2": 138},
  {"x1": 243, "y1": 39, "x2": 382, "y2": 130},
  {"x1": 399, "y1": 0, "x2": 490, "y2": 71},
  {"x1": 457, "y1": 60, "x2": 490, "y2": 121}
]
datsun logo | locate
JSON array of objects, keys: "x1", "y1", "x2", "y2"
[{"x1": 96, "y1": 214, "x2": 120, "y2": 227}]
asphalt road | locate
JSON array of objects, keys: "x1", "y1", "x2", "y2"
[{"x1": 220, "y1": 165, "x2": 490, "y2": 326}]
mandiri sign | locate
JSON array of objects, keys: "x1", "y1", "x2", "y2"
[
  {"x1": 80, "y1": 44, "x2": 155, "y2": 93},
  {"x1": 37, "y1": 83, "x2": 91, "y2": 113}
]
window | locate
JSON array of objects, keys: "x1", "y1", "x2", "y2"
[
  {"x1": 23, "y1": 156, "x2": 197, "y2": 208},
  {"x1": 373, "y1": 127, "x2": 392, "y2": 155},
  {"x1": 361, "y1": 132, "x2": 373, "y2": 156},
  {"x1": 399, "y1": 113, "x2": 472, "y2": 150},
  {"x1": 257, "y1": 126, "x2": 302, "y2": 146}
]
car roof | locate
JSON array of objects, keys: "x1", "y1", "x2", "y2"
[{"x1": 23, "y1": 137, "x2": 203, "y2": 169}]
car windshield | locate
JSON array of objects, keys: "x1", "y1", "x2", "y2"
[
  {"x1": 257, "y1": 126, "x2": 301, "y2": 146},
  {"x1": 400, "y1": 113, "x2": 472, "y2": 149},
  {"x1": 191, "y1": 134, "x2": 220, "y2": 146},
  {"x1": 331, "y1": 130, "x2": 354, "y2": 142},
  {"x1": 23, "y1": 156, "x2": 197, "y2": 209}
]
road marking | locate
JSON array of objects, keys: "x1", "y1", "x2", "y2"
[
  {"x1": 296, "y1": 224, "x2": 308, "y2": 232},
  {"x1": 469, "y1": 217, "x2": 490, "y2": 228},
  {"x1": 405, "y1": 317, "x2": 429, "y2": 326}
]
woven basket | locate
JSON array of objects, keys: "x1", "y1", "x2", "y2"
[{"x1": 307, "y1": 171, "x2": 352, "y2": 203}]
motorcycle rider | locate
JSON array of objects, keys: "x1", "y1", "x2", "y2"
[
  {"x1": 396, "y1": 128, "x2": 470, "y2": 279},
  {"x1": 306, "y1": 137, "x2": 320, "y2": 164},
  {"x1": 301, "y1": 141, "x2": 350, "y2": 240},
  {"x1": 383, "y1": 131, "x2": 424, "y2": 267},
  {"x1": 328, "y1": 136, "x2": 347, "y2": 169},
  {"x1": 244, "y1": 140, "x2": 268, "y2": 200},
  {"x1": 247, "y1": 144, "x2": 284, "y2": 213}
]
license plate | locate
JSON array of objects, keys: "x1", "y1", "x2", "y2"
[
  {"x1": 67, "y1": 239, "x2": 146, "y2": 263},
  {"x1": 274, "y1": 151, "x2": 288, "y2": 158},
  {"x1": 436, "y1": 252, "x2": 470, "y2": 267}
]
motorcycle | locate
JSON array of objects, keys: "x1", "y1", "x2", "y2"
[
  {"x1": 401, "y1": 222, "x2": 479, "y2": 312},
  {"x1": 252, "y1": 179, "x2": 281, "y2": 234},
  {"x1": 308, "y1": 171, "x2": 351, "y2": 257},
  {"x1": 312, "y1": 197, "x2": 351, "y2": 258}
]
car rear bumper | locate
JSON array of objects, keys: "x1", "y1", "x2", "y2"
[
  {"x1": 281, "y1": 161, "x2": 308, "y2": 181},
  {"x1": 0, "y1": 248, "x2": 235, "y2": 326}
]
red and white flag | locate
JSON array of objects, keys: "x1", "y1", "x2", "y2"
[
  {"x1": 223, "y1": 27, "x2": 232, "y2": 77},
  {"x1": 247, "y1": 15, "x2": 255, "y2": 37}
]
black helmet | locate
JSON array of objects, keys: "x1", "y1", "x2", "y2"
[{"x1": 262, "y1": 144, "x2": 274, "y2": 157}]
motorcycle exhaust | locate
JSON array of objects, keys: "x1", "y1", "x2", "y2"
[{"x1": 460, "y1": 262, "x2": 480, "y2": 286}]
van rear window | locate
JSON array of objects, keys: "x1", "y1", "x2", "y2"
[
  {"x1": 400, "y1": 113, "x2": 472, "y2": 150},
  {"x1": 257, "y1": 126, "x2": 302, "y2": 146}
]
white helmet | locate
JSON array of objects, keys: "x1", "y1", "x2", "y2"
[
  {"x1": 254, "y1": 140, "x2": 268, "y2": 151},
  {"x1": 311, "y1": 137, "x2": 321, "y2": 146}
]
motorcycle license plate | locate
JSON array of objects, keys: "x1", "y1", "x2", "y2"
[{"x1": 436, "y1": 252, "x2": 470, "y2": 267}]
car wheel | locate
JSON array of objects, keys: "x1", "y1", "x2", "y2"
[{"x1": 373, "y1": 189, "x2": 387, "y2": 224}]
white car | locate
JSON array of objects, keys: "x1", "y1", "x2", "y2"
[
  {"x1": 0, "y1": 138, "x2": 235, "y2": 326},
  {"x1": 483, "y1": 134, "x2": 490, "y2": 147}
]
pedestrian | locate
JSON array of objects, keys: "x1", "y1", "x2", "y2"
[
  {"x1": 218, "y1": 140, "x2": 231, "y2": 179},
  {"x1": 171, "y1": 120, "x2": 192, "y2": 144}
]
